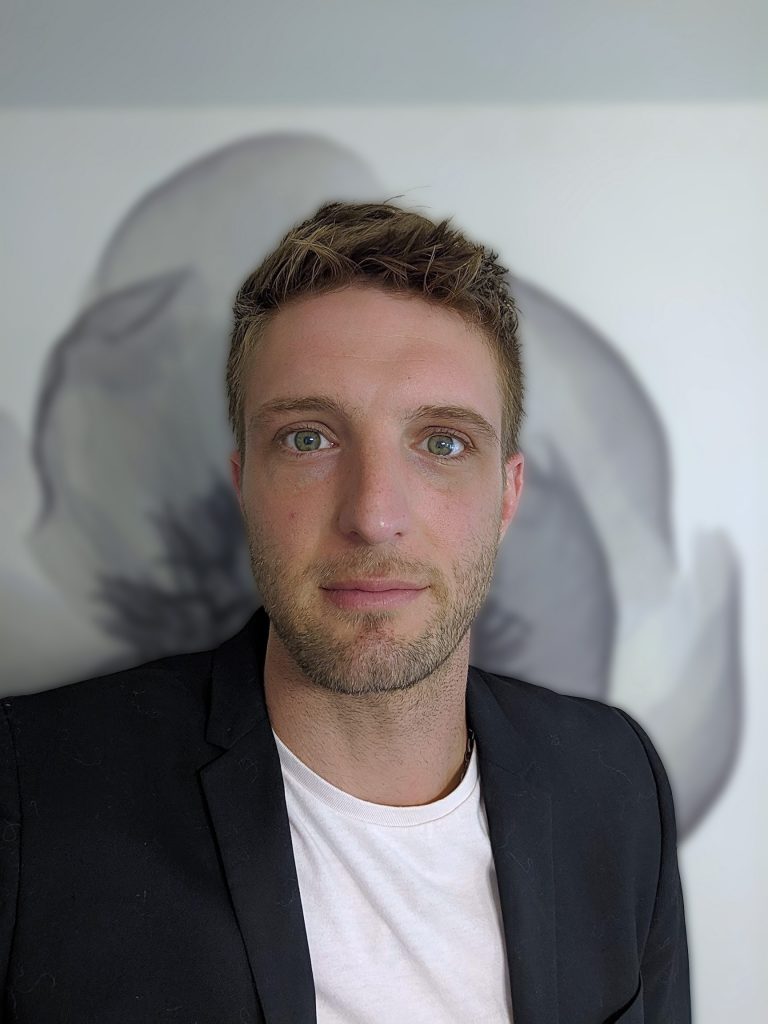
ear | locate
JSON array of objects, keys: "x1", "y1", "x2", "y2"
[
  {"x1": 230, "y1": 449, "x2": 244, "y2": 508},
  {"x1": 498, "y1": 451, "x2": 524, "y2": 544}
]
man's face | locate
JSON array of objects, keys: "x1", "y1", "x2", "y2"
[{"x1": 232, "y1": 284, "x2": 524, "y2": 695}]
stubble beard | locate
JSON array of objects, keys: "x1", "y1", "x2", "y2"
[{"x1": 246, "y1": 515, "x2": 501, "y2": 697}]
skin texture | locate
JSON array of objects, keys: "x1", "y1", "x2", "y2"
[{"x1": 231, "y1": 284, "x2": 524, "y2": 805}]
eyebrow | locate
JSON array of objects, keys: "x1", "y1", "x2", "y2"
[
  {"x1": 250, "y1": 395, "x2": 352, "y2": 427},
  {"x1": 249, "y1": 396, "x2": 500, "y2": 447},
  {"x1": 408, "y1": 404, "x2": 500, "y2": 447}
]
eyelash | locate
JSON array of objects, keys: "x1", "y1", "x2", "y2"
[{"x1": 275, "y1": 425, "x2": 474, "y2": 460}]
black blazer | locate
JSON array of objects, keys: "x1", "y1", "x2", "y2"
[{"x1": 0, "y1": 609, "x2": 690, "y2": 1023}]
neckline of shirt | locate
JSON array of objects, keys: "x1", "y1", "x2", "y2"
[{"x1": 272, "y1": 726, "x2": 479, "y2": 827}]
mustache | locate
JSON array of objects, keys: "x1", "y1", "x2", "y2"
[{"x1": 312, "y1": 553, "x2": 442, "y2": 589}]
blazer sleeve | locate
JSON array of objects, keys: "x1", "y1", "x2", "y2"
[
  {"x1": 0, "y1": 700, "x2": 20, "y2": 1006},
  {"x1": 615, "y1": 708, "x2": 692, "y2": 1023}
]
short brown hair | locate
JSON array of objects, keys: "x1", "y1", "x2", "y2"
[{"x1": 227, "y1": 200, "x2": 523, "y2": 458}]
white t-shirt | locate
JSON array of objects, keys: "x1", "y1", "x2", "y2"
[{"x1": 273, "y1": 728, "x2": 514, "y2": 1023}]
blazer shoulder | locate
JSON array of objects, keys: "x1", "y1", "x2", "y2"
[
  {"x1": 472, "y1": 666, "x2": 664, "y2": 795},
  {"x1": 2, "y1": 647, "x2": 214, "y2": 764},
  {"x1": 473, "y1": 663, "x2": 638, "y2": 731}
]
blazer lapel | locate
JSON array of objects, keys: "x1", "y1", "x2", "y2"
[
  {"x1": 467, "y1": 668, "x2": 559, "y2": 1024},
  {"x1": 200, "y1": 613, "x2": 558, "y2": 1024},
  {"x1": 200, "y1": 611, "x2": 317, "y2": 1024}
]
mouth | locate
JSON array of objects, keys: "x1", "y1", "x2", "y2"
[{"x1": 321, "y1": 579, "x2": 428, "y2": 611}]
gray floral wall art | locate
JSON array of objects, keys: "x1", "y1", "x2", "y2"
[{"x1": 0, "y1": 132, "x2": 742, "y2": 838}]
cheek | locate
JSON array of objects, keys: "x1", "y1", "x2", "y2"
[
  {"x1": 418, "y1": 483, "x2": 499, "y2": 550},
  {"x1": 252, "y1": 451, "x2": 338, "y2": 507},
  {"x1": 242, "y1": 474, "x2": 331, "y2": 549}
]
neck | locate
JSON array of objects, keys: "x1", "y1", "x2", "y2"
[{"x1": 263, "y1": 628, "x2": 472, "y2": 806}]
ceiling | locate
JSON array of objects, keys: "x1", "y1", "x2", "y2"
[{"x1": 3, "y1": 0, "x2": 767, "y2": 106}]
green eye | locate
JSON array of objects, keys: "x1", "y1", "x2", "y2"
[
  {"x1": 426, "y1": 434, "x2": 465, "y2": 457},
  {"x1": 292, "y1": 430, "x2": 324, "y2": 451}
]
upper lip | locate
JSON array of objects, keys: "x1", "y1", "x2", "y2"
[{"x1": 322, "y1": 579, "x2": 427, "y2": 592}]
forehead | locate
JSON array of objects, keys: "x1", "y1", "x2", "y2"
[{"x1": 244, "y1": 285, "x2": 503, "y2": 423}]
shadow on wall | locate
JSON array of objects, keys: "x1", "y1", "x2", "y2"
[{"x1": 0, "y1": 133, "x2": 742, "y2": 838}]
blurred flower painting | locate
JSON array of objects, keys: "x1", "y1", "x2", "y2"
[{"x1": 0, "y1": 133, "x2": 741, "y2": 838}]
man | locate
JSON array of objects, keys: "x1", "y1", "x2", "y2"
[{"x1": 0, "y1": 201, "x2": 690, "y2": 1022}]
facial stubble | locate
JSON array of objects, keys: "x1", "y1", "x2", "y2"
[{"x1": 245, "y1": 510, "x2": 502, "y2": 697}]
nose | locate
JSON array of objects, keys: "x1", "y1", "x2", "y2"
[{"x1": 335, "y1": 445, "x2": 412, "y2": 545}]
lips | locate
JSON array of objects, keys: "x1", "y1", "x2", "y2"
[
  {"x1": 321, "y1": 579, "x2": 428, "y2": 610},
  {"x1": 323, "y1": 579, "x2": 426, "y2": 592}
]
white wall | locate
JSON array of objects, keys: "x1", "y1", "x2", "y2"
[
  {"x1": 3, "y1": 0, "x2": 767, "y2": 105},
  {"x1": 2, "y1": 105, "x2": 766, "y2": 1020}
]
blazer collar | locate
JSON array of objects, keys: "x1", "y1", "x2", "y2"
[
  {"x1": 202, "y1": 611, "x2": 558, "y2": 1024},
  {"x1": 205, "y1": 607, "x2": 271, "y2": 749},
  {"x1": 467, "y1": 667, "x2": 559, "y2": 1024},
  {"x1": 202, "y1": 609, "x2": 317, "y2": 1023}
]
